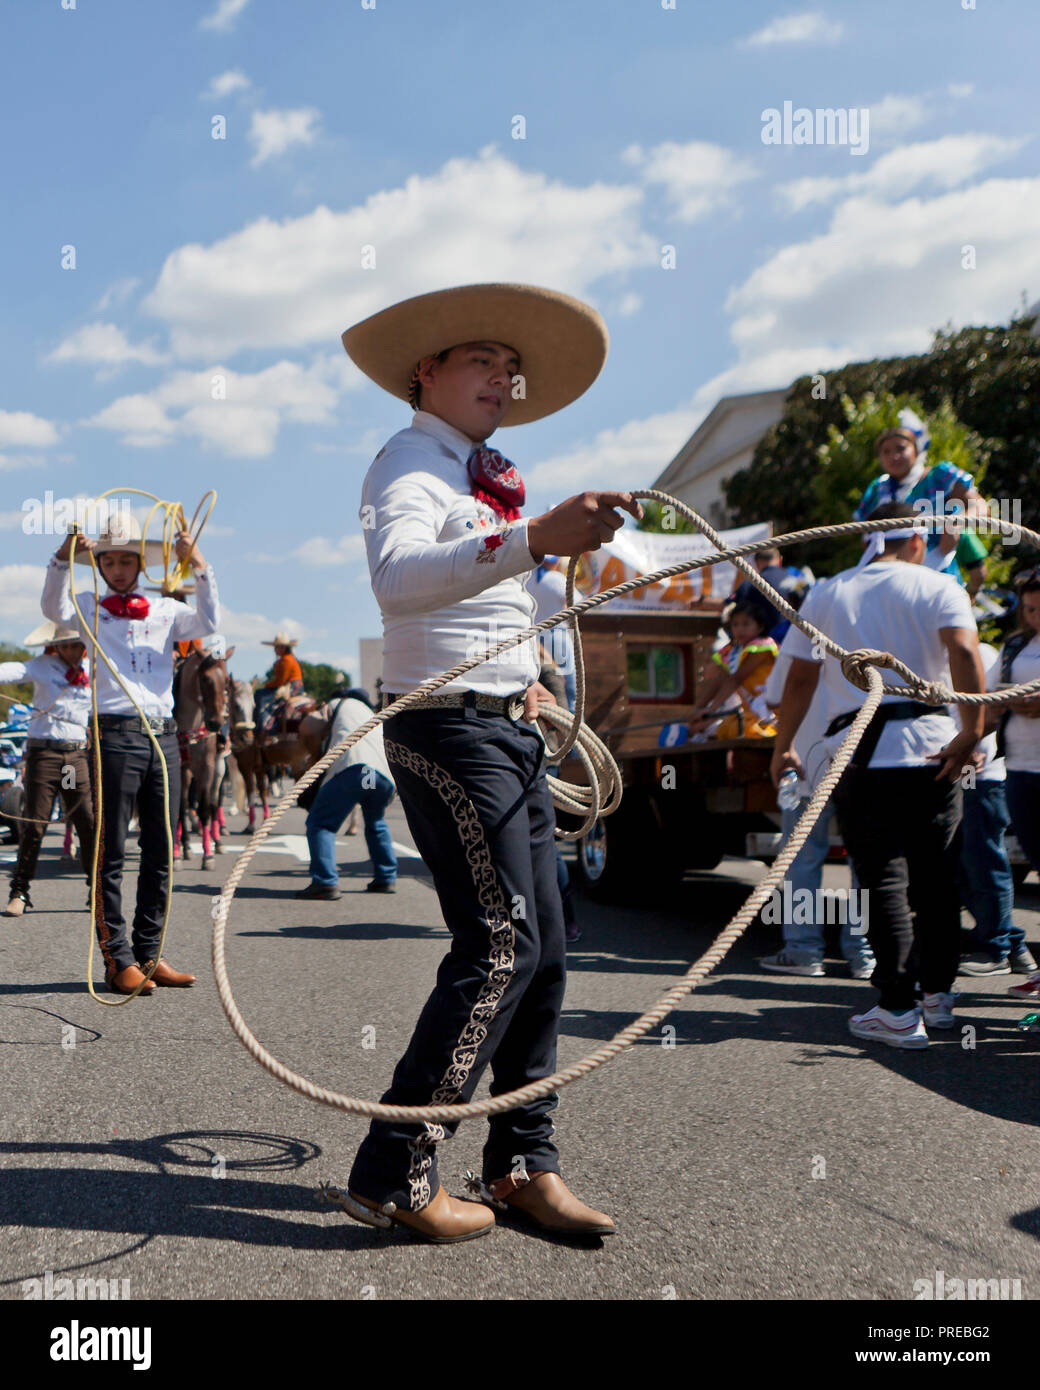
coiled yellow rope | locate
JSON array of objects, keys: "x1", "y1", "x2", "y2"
[{"x1": 210, "y1": 499, "x2": 1040, "y2": 1121}]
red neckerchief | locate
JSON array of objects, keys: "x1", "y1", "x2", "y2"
[
  {"x1": 467, "y1": 445, "x2": 525, "y2": 522},
  {"x1": 100, "y1": 593, "x2": 150, "y2": 620},
  {"x1": 65, "y1": 666, "x2": 89, "y2": 686}
]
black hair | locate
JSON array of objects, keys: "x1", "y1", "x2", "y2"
[
  {"x1": 728, "y1": 601, "x2": 770, "y2": 635},
  {"x1": 866, "y1": 500, "x2": 921, "y2": 553},
  {"x1": 408, "y1": 349, "x2": 452, "y2": 411}
]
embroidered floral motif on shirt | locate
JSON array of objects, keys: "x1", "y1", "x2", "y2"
[{"x1": 476, "y1": 529, "x2": 509, "y2": 564}]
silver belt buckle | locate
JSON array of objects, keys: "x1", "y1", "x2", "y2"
[{"x1": 507, "y1": 695, "x2": 525, "y2": 722}]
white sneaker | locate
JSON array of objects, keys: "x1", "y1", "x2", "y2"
[
  {"x1": 921, "y1": 991, "x2": 958, "y2": 1029},
  {"x1": 847, "y1": 959, "x2": 876, "y2": 980},
  {"x1": 849, "y1": 1004, "x2": 929, "y2": 1049},
  {"x1": 759, "y1": 950, "x2": 824, "y2": 977}
]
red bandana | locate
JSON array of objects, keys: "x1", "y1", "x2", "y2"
[
  {"x1": 65, "y1": 667, "x2": 89, "y2": 686},
  {"x1": 467, "y1": 446, "x2": 525, "y2": 522},
  {"x1": 100, "y1": 593, "x2": 150, "y2": 620}
]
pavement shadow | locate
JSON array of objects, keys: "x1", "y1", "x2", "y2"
[
  {"x1": 663, "y1": 977, "x2": 1040, "y2": 1126},
  {"x1": 0, "y1": 1129, "x2": 389, "y2": 1254},
  {"x1": 237, "y1": 921, "x2": 447, "y2": 942}
]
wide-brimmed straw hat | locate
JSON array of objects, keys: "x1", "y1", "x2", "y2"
[
  {"x1": 262, "y1": 632, "x2": 299, "y2": 647},
  {"x1": 23, "y1": 619, "x2": 83, "y2": 647},
  {"x1": 73, "y1": 513, "x2": 166, "y2": 567},
  {"x1": 341, "y1": 283, "x2": 608, "y2": 427}
]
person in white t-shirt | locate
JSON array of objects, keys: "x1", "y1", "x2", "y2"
[
  {"x1": 339, "y1": 283, "x2": 640, "y2": 1243},
  {"x1": 757, "y1": 642, "x2": 874, "y2": 979},
  {"x1": 995, "y1": 572, "x2": 1040, "y2": 1001},
  {"x1": 771, "y1": 502, "x2": 985, "y2": 1050},
  {"x1": 956, "y1": 644, "x2": 1036, "y2": 976}
]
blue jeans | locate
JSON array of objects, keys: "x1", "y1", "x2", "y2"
[
  {"x1": 958, "y1": 779, "x2": 1023, "y2": 960},
  {"x1": 306, "y1": 765, "x2": 396, "y2": 886},
  {"x1": 778, "y1": 797, "x2": 873, "y2": 967},
  {"x1": 1006, "y1": 771, "x2": 1040, "y2": 878}
]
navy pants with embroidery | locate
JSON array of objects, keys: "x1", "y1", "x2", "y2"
[{"x1": 348, "y1": 702, "x2": 566, "y2": 1212}]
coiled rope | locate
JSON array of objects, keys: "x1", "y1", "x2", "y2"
[{"x1": 210, "y1": 498, "x2": 1040, "y2": 1121}]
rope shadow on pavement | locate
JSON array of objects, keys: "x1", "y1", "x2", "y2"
[{"x1": 0, "y1": 1130, "x2": 391, "y2": 1253}]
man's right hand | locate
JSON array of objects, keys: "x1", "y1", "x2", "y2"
[
  {"x1": 55, "y1": 532, "x2": 95, "y2": 562},
  {"x1": 528, "y1": 492, "x2": 643, "y2": 562}
]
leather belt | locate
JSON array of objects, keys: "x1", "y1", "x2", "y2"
[
  {"x1": 26, "y1": 737, "x2": 88, "y2": 752},
  {"x1": 825, "y1": 699, "x2": 950, "y2": 770},
  {"x1": 382, "y1": 690, "x2": 527, "y2": 721},
  {"x1": 96, "y1": 713, "x2": 178, "y2": 736}
]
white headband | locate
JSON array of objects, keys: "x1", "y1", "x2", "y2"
[{"x1": 857, "y1": 522, "x2": 927, "y2": 569}]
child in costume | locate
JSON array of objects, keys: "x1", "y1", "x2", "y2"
[{"x1": 689, "y1": 602, "x2": 778, "y2": 740}]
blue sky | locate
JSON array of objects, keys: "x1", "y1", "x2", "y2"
[{"x1": 2, "y1": 0, "x2": 1037, "y2": 679}]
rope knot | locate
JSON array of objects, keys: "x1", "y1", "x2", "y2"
[{"x1": 839, "y1": 648, "x2": 900, "y2": 692}]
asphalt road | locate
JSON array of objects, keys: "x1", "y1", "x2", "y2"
[{"x1": 1, "y1": 804, "x2": 1038, "y2": 1303}]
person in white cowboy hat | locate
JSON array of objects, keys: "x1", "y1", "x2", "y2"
[
  {"x1": 256, "y1": 632, "x2": 304, "y2": 736},
  {"x1": 0, "y1": 620, "x2": 95, "y2": 917},
  {"x1": 339, "y1": 282, "x2": 642, "y2": 1243},
  {"x1": 41, "y1": 515, "x2": 219, "y2": 996}
]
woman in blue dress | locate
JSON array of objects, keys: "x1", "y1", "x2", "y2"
[{"x1": 855, "y1": 411, "x2": 989, "y2": 580}]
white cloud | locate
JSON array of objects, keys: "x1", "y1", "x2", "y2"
[
  {"x1": 46, "y1": 322, "x2": 168, "y2": 368},
  {"x1": 527, "y1": 406, "x2": 704, "y2": 496},
  {"x1": 199, "y1": 0, "x2": 250, "y2": 33},
  {"x1": 0, "y1": 455, "x2": 47, "y2": 472},
  {"x1": 744, "y1": 11, "x2": 843, "y2": 46},
  {"x1": 0, "y1": 411, "x2": 59, "y2": 449},
  {"x1": 247, "y1": 534, "x2": 366, "y2": 567},
  {"x1": 0, "y1": 565, "x2": 50, "y2": 633},
  {"x1": 83, "y1": 355, "x2": 352, "y2": 457},
  {"x1": 204, "y1": 69, "x2": 251, "y2": 100},
  {"x1": 248, "y1": 107, "x2": 321, "y2": 167},
  {"x1": 728, "y1": 176, "x2": 1040, "y2": 365},
  {"x1": 777, "y1": 134, "x2": 1027, "y2": 211},
  {"x1": 94, "y1": 277, "x2": 140, "y2": 312},
  {"x1": 866, "y1": 94, "x2": 932, "y2": 140},
  {"x1": 948, "y1": 82, "x2": 975, "y2": 100},
  {"x1": 623, "y1": 140, "x2": 757, "y2": 223},
  {"x1": 141, "y1": 146, "x2": 657, "y2": 360}
]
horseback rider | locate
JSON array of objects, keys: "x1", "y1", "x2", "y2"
[{"x1": 256, "y1": 632, "x2": 304, "y2": 738}]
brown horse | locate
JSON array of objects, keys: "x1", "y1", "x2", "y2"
[
  {"x1": 229, "y1": 679, "x2": 329, "y2": 831},
  {"x1": 173, "y1": 647, "x2": 233, "y2": 868}
]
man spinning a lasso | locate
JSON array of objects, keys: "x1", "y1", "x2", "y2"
[{"x1": 339, "y1": 283, "x2": 641, "y2": 1242}]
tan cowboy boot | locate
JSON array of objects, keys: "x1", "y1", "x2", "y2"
[
  {"x1": 141, "y1": 958, "x2": 196, "y2": 987},
  {"x1": 3, "y1": 892, "x2": 30, "y2": 917},
  {"x1": 105, "y1": 963, "x2": 157, "y2": 996},
  {"x1": 481, "y1": 1170, "x2": 615, "y2": 1236},
  {"x1": 348, "y1": 1185, "x2": 494, "y2": 1244}
]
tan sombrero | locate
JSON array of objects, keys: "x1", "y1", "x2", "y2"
[
  {"x1": 23, "y1": 619, "x2": 83, "y2": 647},
  {"x1": 262, "y1": 632, "x2": 299, "y2": 647},
  {"x1": 73, "y1": 513, "x2": 166, "y2": 567},
  {"x1": 341, "y1": 283, "x2": 608, "y2": 427}
]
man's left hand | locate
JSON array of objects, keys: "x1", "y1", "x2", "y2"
[{"x1": 524, "y1": 681, "x2": 558, "y2": 723}]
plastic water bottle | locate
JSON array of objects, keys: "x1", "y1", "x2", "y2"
[{"x1": 777, "y1": 769, "x2": 801, "y2": 812}]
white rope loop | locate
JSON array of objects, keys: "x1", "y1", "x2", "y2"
[{"x1": 211, "y1": 501, "x2": 1040, "y2": 1121}]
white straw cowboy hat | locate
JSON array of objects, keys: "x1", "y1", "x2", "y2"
[
  {"x1": 72, "y1": 513, "x2": 165, "y2": 567},
  {"x1": 341, "y1": 283, "x2": 609, "y2": 427},
  {"x1": 262, "y1": 632, "x2": 299, "y2": 647},
  {"x1": 23, "y1": 619, "x2": 82, "y2": 646}
]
